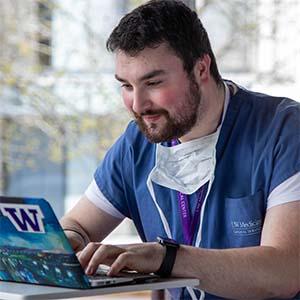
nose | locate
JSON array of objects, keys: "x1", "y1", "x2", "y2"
[{"x1": 132, "y1": 88, "x2": 150, "y2": 114}]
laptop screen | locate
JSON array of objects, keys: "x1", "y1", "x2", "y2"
[{"x1": 0, "y1": 196, "x2": 90, "y2": 288}]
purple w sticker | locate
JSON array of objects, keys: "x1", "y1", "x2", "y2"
[{"x1": 0, "y1": 204, "x2": 45, "y2": 233}]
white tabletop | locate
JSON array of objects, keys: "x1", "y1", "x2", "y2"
[{"x1": 0, "y1": 278, "x2": 199, "y2": 300}]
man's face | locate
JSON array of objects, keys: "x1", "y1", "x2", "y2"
[{"x1": 115, "y1": 44, "x2": 202, "y2": 143}]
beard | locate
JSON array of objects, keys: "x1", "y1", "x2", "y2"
[{"x1": 134, "y1": 76, "x2": 202, "y2": 143}]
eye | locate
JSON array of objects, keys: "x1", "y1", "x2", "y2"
[
  {"x1": 121, "y1": 83, "x2": 133, "y2": 90},
  {"x1": 147, "y1": 80, "x2": 162, "y2": 86}
]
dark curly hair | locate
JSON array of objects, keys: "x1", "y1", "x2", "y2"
[{"x1": 106, "y1": 0, "x2": 222, "y2": 84}]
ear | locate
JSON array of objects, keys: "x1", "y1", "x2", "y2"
[{"x1": 193, "y1": 54, "x2": 211, "y2": 84}]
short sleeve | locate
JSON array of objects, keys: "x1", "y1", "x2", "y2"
[
  {"x1": 267, "y1": 172, "x2": 300, "y2": 209},
  {"x1": 93, "y1": 124, "x2": 134, "y2": 218},
  {"x1": 269, "y1": 100, "x2": 300, "y2": 193},
  {"x1": 85, "y1": 179, "x2": 125, "y2": 219}
]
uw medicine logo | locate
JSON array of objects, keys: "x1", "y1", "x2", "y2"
[
  {"x1": 0, "y1": 204, "x2": 45, "y2": 233},
  {"x1": 231, "y1": 218, "x2": 262, "y2": 236}
]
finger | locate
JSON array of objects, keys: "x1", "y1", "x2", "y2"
[
  {"x1": 76, "y1": 250, "x2": 82, "y2": 258},
  {"x1": 77, "y1": 242, "x2": 101, "y2": 269},
  {"x1": 108, "y1": 252, "x2": 133, "y2": 276},
  {"x1": 109, "y1": 243, "x2": 164, "y2": 275},
  {"x1": 86, "y1": 244, "x2": 125, "y2": 275}
]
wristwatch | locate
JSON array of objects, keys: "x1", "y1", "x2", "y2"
[{"x1": 155, "y1": 236, "x2": 180, "y2": 277}]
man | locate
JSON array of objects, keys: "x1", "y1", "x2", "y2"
[{"x1": 60, "y1": 1, "x2": 300, "y2": 299}]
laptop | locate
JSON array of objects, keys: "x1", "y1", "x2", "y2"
[{"x1": 0, "y1": 196, "x2": 158, "y2": 289}]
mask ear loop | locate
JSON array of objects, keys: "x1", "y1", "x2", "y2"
[
  {"x1": 147, "y1": 169, "x2": 172, "y2": 239},
  {"x1": 186, "y1": 287, "x2": 198, "y2": 300},
  {"x1": 195, "y1": 180, "x2": 213, "y2": 247},
  {"x1": 184, "y1": 178, "x2": 214, "y2": 300},
  {"x1": 192, "y1": 147, "x2": 217, "y2": 300}
]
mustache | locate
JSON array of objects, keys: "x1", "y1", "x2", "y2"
[{"x1": 134, "y1": 109, "x2": 168, "y2": 118}]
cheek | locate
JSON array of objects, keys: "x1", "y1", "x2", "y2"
[
  {"x1": 122, "y1": 91, "x2": 133, "y2": 111},
  {"x1": 155, "y1": 88, "x2": 185, "y2": 110}
]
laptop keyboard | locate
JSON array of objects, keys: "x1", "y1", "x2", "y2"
[
  {"x1": 88, "y1": 267, "x2": 121, "y2": 280},
  {"x1": 95, "y1": 268, "x2": 109, "y2": 276},
  {"x1": 88, "y1": 268, "x2": 110, "y2": 280}
]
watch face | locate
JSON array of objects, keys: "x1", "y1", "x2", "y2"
[{"x1": 157, "y1": 236, "x2": 179, "y2": 248}]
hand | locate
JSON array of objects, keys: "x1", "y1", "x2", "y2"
[{"x1": 77, "y1": 242, "x2": 166, "y2": 276}]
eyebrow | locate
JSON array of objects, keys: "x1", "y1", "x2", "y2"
[{"x1": 115, "y1": 69, "x2": 166, "y2": 83}]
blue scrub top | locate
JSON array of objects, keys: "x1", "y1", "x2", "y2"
[{"x1": 94, "y1": 84, "x2": 300, "y2": 300}]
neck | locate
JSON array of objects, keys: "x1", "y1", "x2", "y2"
[{"x1": 180, "y1": 81, "x2": 225, "y2": 143}]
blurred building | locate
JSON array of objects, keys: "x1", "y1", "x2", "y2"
[
  {"x1": 198, "y1": 0, "x2": 300, "y2": 99},
  {"x1": 0, "y1": 0, "x2": 128, "y2": 218},
  {"x1": 0, "y1": 0, "x2": 67, "y2": 216}
]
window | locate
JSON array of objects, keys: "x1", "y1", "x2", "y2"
[{"x1": 37, "y1": 1, "x2": 52, "y2": 67}]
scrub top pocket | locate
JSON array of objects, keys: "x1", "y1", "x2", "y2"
[{"x1": 223, "y1": 190, "x2": 265, "y2": 248}]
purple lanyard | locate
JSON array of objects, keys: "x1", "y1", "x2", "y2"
[
  {"x1": 171, "y1": 139, "x2": 208, "y2": 245},
  {"x1": 177, "y1": 183, "x2": 208, "y2": 245}
]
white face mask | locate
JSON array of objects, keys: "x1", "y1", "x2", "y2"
[{"x1": 148, "y1": 128, "x2": 220, "y2": 195}]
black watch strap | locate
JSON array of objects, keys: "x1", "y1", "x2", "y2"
[{"x1": 155, "y1": 237, "x2": 179, "y2": 277}]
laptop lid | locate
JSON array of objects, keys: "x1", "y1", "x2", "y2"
[
  {"x1": 0, "y1": 196, "x2": 94, "y2": 289},
  {"x1": 0, "y1": 196, "x2": 158, "y2": 289}
]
